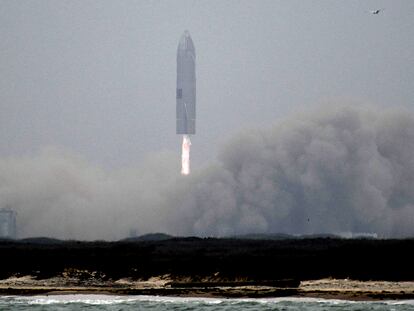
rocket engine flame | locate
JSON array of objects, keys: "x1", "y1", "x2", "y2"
[{"x1": 181, "y1": 135, "x2": 191, "y2": 175}]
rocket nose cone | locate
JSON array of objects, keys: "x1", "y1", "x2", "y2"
[{"x1": 178, "y1": 31, "x2": 195, "y2": 52}]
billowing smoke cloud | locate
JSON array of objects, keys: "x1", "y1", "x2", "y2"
[
  {"x1": 0, "y1": 149, "x2": 179, "y2": 240},
  {"x1": 1, "y1": 105, "x2": 414, "y2": 239}
]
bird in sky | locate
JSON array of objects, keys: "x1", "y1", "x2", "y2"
[{"x1": 368, "y1": 9, "x2": 384, "y2": 15}]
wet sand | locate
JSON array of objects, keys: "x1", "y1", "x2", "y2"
[
  {"x1": 298, "y1": 279, "x2": 414, "y2": 300},
  {"x1": 1, "y1": 276, "x2": 414, "y2": 300}
]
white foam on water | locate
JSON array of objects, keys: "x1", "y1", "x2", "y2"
[
  {"x1": 10, "y1": 294, "x2": 139, "y2": 305},
  {"x1": 7, "y1": 294, "x2": 223, "y2": 305},
  {"x1": 384, "y1": 299, "x2": 414, "y2": 305},
  {"x1": 232, "y1": 297, "x2": 414, "y2": 306},
  {"x1": 4, "y1": 294, "x2": 414, "y2": 306},
  {"x1": 224, "y1": 297, "x2": 356, "y2": 305}
]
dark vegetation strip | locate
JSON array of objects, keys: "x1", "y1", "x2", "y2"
[{"x1": 0, "y1": 238, "x2": 413, "y2": 281}]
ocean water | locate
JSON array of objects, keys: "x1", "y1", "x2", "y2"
[{"x1": 1, "y1": 295, "x2": 414, "y2": 311}]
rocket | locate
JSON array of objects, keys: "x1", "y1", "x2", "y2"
[
  {"x1": 176, "y1": 30, "x2": 196, "y2": 135},
  {"x1": 177, "y1": 31, "x2": 195, "y2": 175}
]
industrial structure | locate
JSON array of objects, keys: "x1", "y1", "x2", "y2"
[{"x1": 0, "y1": 208, "x2": 17, "y2": 239}]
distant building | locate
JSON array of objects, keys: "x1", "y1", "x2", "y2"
[{"x1": 0, "y1": 208, "x2": 17, "y2": 239}]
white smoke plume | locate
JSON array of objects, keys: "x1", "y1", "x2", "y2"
[{"x1": 1, "y1": 105, "x2": 414, "y2": 240}]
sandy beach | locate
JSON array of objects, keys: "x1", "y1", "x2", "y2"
[{"x1": 1, "y1": 276, "x2": 414, "y2": 300}]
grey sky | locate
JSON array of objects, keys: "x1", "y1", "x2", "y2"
[{"x1": 1, "y1": 0, "x2": 413, "y2": 169}]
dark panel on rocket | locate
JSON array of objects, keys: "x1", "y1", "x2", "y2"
[{"x1": 176, "y1": 31, "x2": 196, "y2": 135}]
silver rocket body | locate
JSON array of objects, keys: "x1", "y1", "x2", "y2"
[{"x1": 176, "y1": 31, "x2": 196, "y2": 135}]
